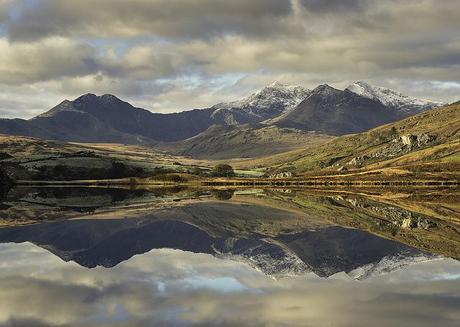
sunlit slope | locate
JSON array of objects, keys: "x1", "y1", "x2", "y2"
[
  {"x1": 272, "y1": 102, "x2": 459, "y2": 176},
  {"x1": 155, "y1": 124, "x2": 333, "y2": 160}
]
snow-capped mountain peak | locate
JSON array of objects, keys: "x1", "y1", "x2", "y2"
[
  {"x1": 232, "y1": 81, "x2": 311, "y2": 111},
  {"x1": 268, "y1": 80, "x2": 286, "y2": 88},
  {"x1": 311, "y1": 84, "x2": 341, "y2": 97},
  {"x1": 346, "y1": 81, "x2": 444, "y2": 114},
  {"x1": 210, "y1": 82, "x2": 311, "y2": 124}
]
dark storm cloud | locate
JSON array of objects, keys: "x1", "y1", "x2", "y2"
[
  {"x1": 299, "y1": 0, "x2": 370, "y2": 13},
  {"x1": 5, "y1": 0, "x2": 294, "y2": 41}
]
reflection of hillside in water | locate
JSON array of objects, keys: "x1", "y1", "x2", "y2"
[
  {"x1": 0, "y1": 187, "x2": 458, "y2": 279},
  {"x1": 269, "y1": 189, "x2": 460, "y2": 260}
]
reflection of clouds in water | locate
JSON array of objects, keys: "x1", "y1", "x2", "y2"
[
  {"x1": 179, "y1": 276, "x2": 248, "y2": 293},
  {"x1": 0, "y1": 243, "x2": 459, "y2": 326}
]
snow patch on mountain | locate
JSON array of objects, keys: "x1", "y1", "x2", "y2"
[
  {"x1": 216, "y1": 237, "x2": 441, "y2": 281},
  {"x1": 346, "y1": 81, "x2": 444, "y2": 114},
  {"x1": 347, "y1": 252, "x2": 441, "y2": 280},
  {"x1": 210, "y1": 82, "x2": 311, "y2": 123}
]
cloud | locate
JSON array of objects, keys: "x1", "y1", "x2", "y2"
[
  {"x1": 300, "y1": 0, "x2": 371, "y2": 13},
  {"x1": 5, "y1": 0, "x2": 294, "y2": 41},
  {"x1": 0, "y1": 0, "x2": 459, "y2": 117},
  {"x1": 0, "y1": 243, "x2": 460, "y2": 327},
  {"x1": 0, "y1": 0, "x2": 14, "y2": 22},
  {"x1": 0, "y1": 37, "x2": 97, "y2": 84}
]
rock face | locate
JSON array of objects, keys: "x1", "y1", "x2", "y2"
[
  {"x1": 345, "y1": 133, "x2": 436, "y2": 167},
  {"x1": 269, "y1": 171, "x2": 293, "y2": 179},
  {"x1": 399, "y1": 134, "x2": 436, "y2": 149}
]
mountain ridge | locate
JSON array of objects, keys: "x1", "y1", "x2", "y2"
[
  {"x1": 271, "y1": 84, "x2": 398, "y2": 135},
  {"x1": 346, "y1": 81, "x2": 444, "y2": 114},
  {"x1": 0, "y1": 81, "x2": 444, "y2": 146}
]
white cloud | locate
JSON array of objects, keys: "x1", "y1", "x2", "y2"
[{"x1": 0, "y1": 0, "x2": 459, "y2": 117}]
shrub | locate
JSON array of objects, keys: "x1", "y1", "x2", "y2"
[
  {"x1": 0, "y1": 166, "x2": 13, "y2": 199},
  {"x1": 211, "y1": 164, "x2": 235, "y2": 177},
  {"x1": 212, "y1": 190, "x2": 235, "y2": 200},
  {"x1": 108, "y1": 162, "x2": 127, "y2": 178}
]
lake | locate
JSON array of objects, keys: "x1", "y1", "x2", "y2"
[{"x1": 0, "y1": 186, "x2": 459, "y2": 326}]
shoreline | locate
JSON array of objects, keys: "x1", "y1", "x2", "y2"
[{"x1": 14, "y1": 177, "x2": 460, "y2": 188}]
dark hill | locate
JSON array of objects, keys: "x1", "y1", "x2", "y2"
[{"x1": 272, "y1": 84, "x2": 400, "y2": 135}]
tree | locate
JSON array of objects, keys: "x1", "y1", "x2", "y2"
[
  {"x1": 0, "y1": 166, "x2": 13, "y2": 199},
  {"x1": 212, "y1": 164, "x2": 235, "y2": 177},
  {"x1": 212, "y1": 190, "x2": 234, "y2": 200},
  {"x1": 108, "y1": 162, "x2": 127, "y2": 178}
]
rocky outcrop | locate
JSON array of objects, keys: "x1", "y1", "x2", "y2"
[
  {"x1": 401, "y1": 217, "x2": 437, "y2": 230},
  {"x1": 269, "y1": 171, "x2": 293, "y2": 179},
  {"x1": 399, "y1": 133, "x2": 436, "y2": 149},
  {"x1": 345, "y1": 133, "x2": 436, "y2": 167}
]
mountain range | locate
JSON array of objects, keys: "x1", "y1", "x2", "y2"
[
  {"x1": 0, "y1": 81, "x2": 443, "y2": 145},
  {"x1": 270, "y1": 100, "x2": 460, "y2": 176},
  {"x1": 0, "y1": 214, "x2": 436, "y2": 279}
]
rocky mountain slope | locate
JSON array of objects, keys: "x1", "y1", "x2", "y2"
[
  {"x1": 0, "y1": 82, "x2": 443, "y2": 146},
  {"x1": 210, "y1": 82, "x2": 311, "y2": 125},
  {"x1": 270, "y1": 83, "x2": 440, "y2": 135},
  {"x1": 0, "y1": 83, "x2": 311, "y2": 144},
  {"x1": 270, "y1": 102, "x2": 460, "y2": 176}
]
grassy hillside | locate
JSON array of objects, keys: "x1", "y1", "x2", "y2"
[
  {"x1": 0, "y1": 135, "x2": 213, "y2": 181},
  {"x1": 270, "y1": 102, "x2": 460, "y2": 177},
  {"x1": 154, "y1": 124, "x2": 333, "y2": 160}
]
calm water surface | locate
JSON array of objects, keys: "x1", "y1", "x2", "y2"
[{"x1": 0, "y1": 187, "x2": 459, "y2": 326}]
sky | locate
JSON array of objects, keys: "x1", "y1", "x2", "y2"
[
  {"x1": 1, "y1": 243, "x2": 460, "y2": 326},
  {"x1": 0, "y1": 0, "x2": 459, "y2": 119}
]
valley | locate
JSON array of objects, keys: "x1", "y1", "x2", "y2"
[
  {"x1": 1, "y1": 2, "x2": 459, "y2": 326},
  {"x1": 1, "y1": 81, "x2": 456, "y2": 188}
]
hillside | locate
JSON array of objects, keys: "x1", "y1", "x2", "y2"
[
  {"x1": 270, "y1": 102, "x2": 460, "y2": 177},
  {"x1": 346, "y1": 81, "x2": 444, "y2": 114},
  {"x1": 27, "y1": 94, "x2": 216, "y2": 142},
  {"x1": 0, "y1": 84, "x2": 310, "y2": 144},
  {"x1": 0, "y1": 134, "x2": 212, "y2": 182},
  {"x1": 0, "y1": 82, "x2": 442, "y2": 145},
  {"x1": 271, "y1": 84, "x2": 417, "y2": 135},
  {"x1": 210, "y1": 82, "x2": 311, "y2": 124},
  {"x1": 154, "y1": 125, "x2": 333, "y2": 160}
]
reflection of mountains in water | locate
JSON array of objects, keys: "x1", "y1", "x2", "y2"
[{"x1": 0, "y1": 215, "x2": 436, "y2": 280}]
